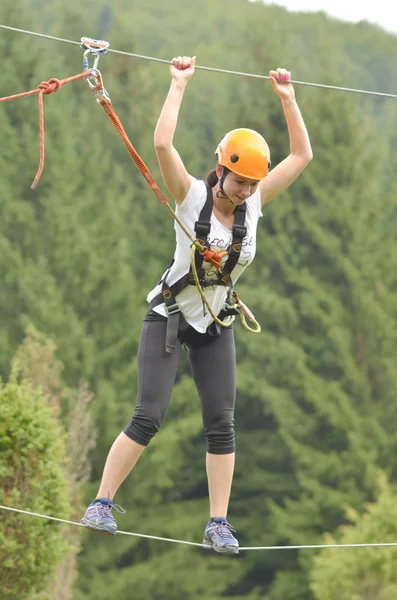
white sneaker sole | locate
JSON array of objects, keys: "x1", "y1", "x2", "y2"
[
  {"x1": 81, "y1": 518, "x2": 116, "y2": 536},
  {"x1": 202, "y1": 538, "x2": 239, "y2": 554}
]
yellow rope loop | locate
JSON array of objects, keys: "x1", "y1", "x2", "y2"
[
  {"x1": 234, "y1": 294, "x2": 261, "y2": 334},
  {"x1": 190, "y1": 245, "x2": 234, "y2": 328},
  {"x1": 239, "y1": 309, "x2": 261, "y2": 334}
]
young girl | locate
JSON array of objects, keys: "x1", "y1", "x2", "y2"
[{"x1": 81, "y1": 55, "x2": 312, "y2": 554}]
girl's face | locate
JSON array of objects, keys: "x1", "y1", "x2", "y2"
[{"x1": 222, "y1": 172, "x2": 260, "y2": 204}]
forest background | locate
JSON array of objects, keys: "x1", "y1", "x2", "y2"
[{"x1": 2, "y1": 0, "x2": 397, "y2": 598}]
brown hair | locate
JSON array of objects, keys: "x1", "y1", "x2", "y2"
[
  {"x1": 206, "y1": 169, "x2": 218, "y2": 188},
  {"x1": 206, "y1": 166, "x2": 231, "y2": 188}
]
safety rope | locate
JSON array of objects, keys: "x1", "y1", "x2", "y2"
[
  {"x1": 1, "y1": 504, "x2": 397, "y2": 551},
  {"x1": 0, "y1": 72, "x2": 89, "y2": 188},
  {"x1": 97, "y1": 97, "x2": 208, "y2": 255},
  {"x1": 1, "y1": 23, "x2": 397, "y2": 99}
]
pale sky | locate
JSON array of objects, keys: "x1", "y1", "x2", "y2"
[{"x1": 264, "y1": 0, "x2": 397, "y2": 35}]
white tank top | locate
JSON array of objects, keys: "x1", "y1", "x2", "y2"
[{"x1": 147, "y1": 177, "x2": 263, "y2": 333}]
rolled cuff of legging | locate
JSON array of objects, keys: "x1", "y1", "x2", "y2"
[
  {"x1": 123, "y1": 416, "x2": 159, "y2": 446},
  {"x1": 206, "y1": 443, "x2": 236, "y2": 454}
]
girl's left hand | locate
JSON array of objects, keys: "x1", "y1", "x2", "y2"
[{"x1": 269, "y1": 68, "x2": 295, "y2": 101}]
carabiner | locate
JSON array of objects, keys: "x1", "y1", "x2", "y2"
[
  {"x1": 84, "y1": 68, "x2": 111, "y2": 103},
  {"x1": 81, "y1": 37, "x2": 110, "y2": 70},
  {"x1": 80, "y1": 37, "x2": 111, "y2": 103}
]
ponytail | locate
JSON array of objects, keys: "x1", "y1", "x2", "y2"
[
  {"x1": 206, "y1": 166, "x2": 231, "y2": 188},
  {"x1": 206, "y1": 169, "x2": 218, "y2": 188}
]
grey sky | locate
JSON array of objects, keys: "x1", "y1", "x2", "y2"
[{"x1": 263, "y1": 0, "x2": 397, "y2": 35}]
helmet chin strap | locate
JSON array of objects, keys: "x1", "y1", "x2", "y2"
[
  {"x1": 216, "y1": 171, "x2": 236, "y2": 205},
  {"x1": 216, "y1": 189, "x2": 235, "y2": 205}
]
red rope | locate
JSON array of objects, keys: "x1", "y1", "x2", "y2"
[
  {"x1": 0, "y1": 72, "x2": 89, "y2": 188},
  {"x1": 99, "y1": 98, "x2": 170, "y2": 204},
  {"x1": 98, "y1": 98, "x2": 228, "y2": 270}
]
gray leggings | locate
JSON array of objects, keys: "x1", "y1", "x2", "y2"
[{"x1": 124, "y1": 313, "x2": 236, "y2": 454}]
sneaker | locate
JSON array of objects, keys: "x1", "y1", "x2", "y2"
[
  {"x1": 203, "y1": 517, "x2": 239, "y2": 554},
  {"x1": 80, "y1": 498, "x2": 126, "y2": 535}
]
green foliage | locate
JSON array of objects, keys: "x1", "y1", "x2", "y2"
[
  {"x1": 0, "y1": 376, "x2": 69, "y2": 600},
  {"x1": 11, "y1": 325, "x2": 96, "y2": 600},
  {"x1": 310, "y1": 472, "x2": 397, "y2": 600}
]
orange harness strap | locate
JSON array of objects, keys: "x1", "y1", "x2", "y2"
[{"x1": 0, "y1": 72, "x2": 89, "y2": 188}]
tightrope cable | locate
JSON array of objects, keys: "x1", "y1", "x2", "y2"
[
  {"x1": 0, "y1": 505, "x2": 204, "y2": 548},
  {"x1": 1, "y1": 23, "x2": 397, "y2": 99},
  {"x1": 2, "y1": 505, "x2": 397, "y2": 551}
]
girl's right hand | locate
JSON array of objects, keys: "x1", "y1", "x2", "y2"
[{"x1": 170, "y1": 56, "x2": 196, "y2": 82}]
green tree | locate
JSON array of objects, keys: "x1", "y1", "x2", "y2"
[
  {"x1": 0, "y1": 374, "x2": 69, "y2": 599},
  {"x1": 12, "y1": 326, "x2": 96, "y2": 600},
  {"x1": 310, "y1": 472, "x2": 397, "y2": 600}
]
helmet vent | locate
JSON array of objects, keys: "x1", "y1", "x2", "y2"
[{"x1": 230, "y1": 154, "x2": 239, "y2": 163}]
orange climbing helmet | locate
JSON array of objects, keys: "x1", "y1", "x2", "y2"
[{"x1": 215, "y1": 128, "x2": 270, "y2": 180}]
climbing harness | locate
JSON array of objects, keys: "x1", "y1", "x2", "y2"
[{"x1": 148, "y1": 181, "x2": 253, "y2": 352}]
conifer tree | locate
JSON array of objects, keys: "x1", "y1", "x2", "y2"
[{"x1": 310, "y1": 472, "x2": 397, "y2": 600}]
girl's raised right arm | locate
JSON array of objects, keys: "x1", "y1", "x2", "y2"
[{"x1": 154, "y1": 56, "x2": 196, "y2": 205}]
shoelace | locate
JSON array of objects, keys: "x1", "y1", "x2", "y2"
[
  {"x1": 214, "y1": 521, "x2": 236, "y2": 538},
  {"x1": 96, "y1": 502, "x2": 126, "y2": 517}
]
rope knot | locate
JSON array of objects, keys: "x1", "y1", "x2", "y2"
[
  {"x1": 202, "y1": 248, "x2": 222, "y2": 270},
  {"x1": 38, "y1": 78, "x2": 61, "y2": 95}
]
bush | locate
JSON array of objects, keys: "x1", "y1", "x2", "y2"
[{"x1": 0, "y1": 376, "x2": 70, "y2": 600}]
